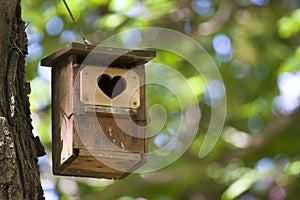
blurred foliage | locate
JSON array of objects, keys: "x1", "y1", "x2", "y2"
[{"x1": 21, "y1": 0, "x2": 300, "y2": 199}]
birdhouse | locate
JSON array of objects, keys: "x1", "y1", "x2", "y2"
[{"x1": 41, "y1": 42, "x2": 155, "y2": 179}]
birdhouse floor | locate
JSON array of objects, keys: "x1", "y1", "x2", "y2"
[{"x1": 54, "y1": 149, "x2": 147, "y2": 179}]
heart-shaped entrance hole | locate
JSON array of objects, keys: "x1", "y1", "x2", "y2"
[{"x1": 97, "y1": 74, "x2": 126, "y2": 99}]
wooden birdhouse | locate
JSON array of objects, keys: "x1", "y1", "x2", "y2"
[{"x1": 41, "y1": 42, "x2": 155, "y2": 179}]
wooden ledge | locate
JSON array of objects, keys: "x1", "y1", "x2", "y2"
[{"x1": 41, "y1": 42, "x2": 156, "y2": 68}]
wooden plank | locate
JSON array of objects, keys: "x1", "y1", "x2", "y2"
[
  {"x1": 41, "y1": 42, "x2": 156, "y2": 68},
  {"x1": 80, "y1": 65, "x2": 140, "y2": 109},
  {"x1": 56, "y1": 155, "x2": 126, "y2": 179},
  {"x1": 56, "y1": 149, "x2": 145, "y2": 179},
  {"x1": 73, "y1": 114, "x2": 146, "y2": 153},
  {"x1": 52, "y1": 55, "x2": 76, "y2": 170},
  {"x1": 134, "y1": 66, "x2": 146, "y2": 120},
  {"x1": 73, "y1": 65, "x2": 146, "y2": 120}
]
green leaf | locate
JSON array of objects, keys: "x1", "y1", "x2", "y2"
[
  {"x1": 286, "y1": 160, "x2": 300, "y2": 176},
  {"x1": 93, "y1": 13, "x2": 126, "y2": 30},
  {"x1": 278, "y1": 9, "x2": 300, "y2": 39},
  {"x1": 109, "y1": 0, "x2": 135, "y2": 13},
  {"x1": 279, "y1": 46, "x2": 300, "y2": 73},
  {"x1": 221, "y1": 170, "x2": 260, "y2": 200}
]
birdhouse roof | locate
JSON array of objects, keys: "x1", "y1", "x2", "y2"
[{"x1": 41, "y1": 42, "x2": 156, "y2": 68}]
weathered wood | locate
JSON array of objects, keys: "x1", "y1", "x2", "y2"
[
  {"x1": 51, "y1": 55, "x2": 76, "y2": 169},
  {"x1": 80, "y1": 65, "x2": 141, "y2": 109},
  {"x1": 55, "y1": 149, "x2": 147, "y2": 179},
  {"x1": 135, "y1": 66, "x2": 147, "y2": 120},
  {"x1": 73, "y1": 65, "x2": 147, "y2": 120},
  {"x1": 41, "y1": 42, "x2": 156, "y2": 68},
  {"x1": 0, "y1": 0, "x2": 44, "y2": 199},
  {"x1": 44, "y1": 43, "x2": 154, "y2": 179}
]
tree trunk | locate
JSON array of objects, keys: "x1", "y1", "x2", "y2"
[{"x1": 0, "y1": 0, "x2": 44, "y2": 199}]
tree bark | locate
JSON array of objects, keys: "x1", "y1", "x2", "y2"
[{"x1": 0, "y1": 0, "x2": 44, "y2": 199}]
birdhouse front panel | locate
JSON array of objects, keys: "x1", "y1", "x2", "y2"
[
  {"x1": 80, "y1": 66, "x2": 141, "y2": 109},
  {"x1": 41, "y1": 43, "x2": 155, "y2": 179}
]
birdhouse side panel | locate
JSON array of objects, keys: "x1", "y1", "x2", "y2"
[
  {"x1": 52, "y1": 56, "x2": 76, "y2": 170},
  {"x1": 133, "y1": 66, "x2": 147, "y2": 121}
]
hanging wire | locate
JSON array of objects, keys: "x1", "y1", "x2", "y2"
[{"x1": 62, "y1": 0, "x2": 92, "y2": 45}]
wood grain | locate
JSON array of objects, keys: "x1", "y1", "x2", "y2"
[{"x1": 45, "y1": 43, "x2": 154, "y2": 179}]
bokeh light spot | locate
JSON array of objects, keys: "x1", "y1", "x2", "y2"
[
  {"x1": 58, "y1": 179, "x2": 78, "y2": 195},
  {"x1": 269, "y1": 185, "x2": 286, "y2": 200},
  {"x1": 256, "y1": 158, "x2": 275, "y2": 174},
  {"x1": 60, "y1": 30, "x2": 76, "y2": 43},
  {"x1": 184, "y1": 22, "x2": 191, "y2": 33},
  {"x1": 247, "y1": 115, "x2": 264, "y2": 133},
  {"x1": 204, "y1": 80, "x2": 225, "y2": 106},
  {"x1": 213, "y1": 34, "x2": 232, "y2": 55},
  {"x1": 111, "y1": 0, "x2": 135, "y2": 13},
  {"x1": 192, "y1": 0, "x2": 214, "y2": 16},
  {"x1": 28, "y1": 43, "x2": 43, "y2": 61},
  {"x1": 126, "y1": 1, "x2": 147, "y2": 18},
  {"x1": 213, "y1": 34, "x2": 233, "y2": 62},
  {"x1": 41, "y1": 179, "x2": 59, "y2": 200},
  {"x1": 46, "y1": 17, "x2": 64, "y2": 36},
  {"x1": 273, "y1": 71, "x2": 300, "y2": 115},
  {"x1": 251, "y1": 0, "x2": 269, "y2": 6},
  {"x1": 38, "y1": 64, "x2": 51, "y2": 82},
  {"x1": 154, "y1": 133, "x2": 170, "y2": 148},
  {"x1": 122, "y1": 29, "x2": 142, "y2": 48}
]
